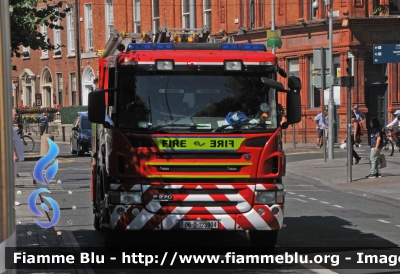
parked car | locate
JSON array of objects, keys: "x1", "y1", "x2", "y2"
[{"x1": 70, "y1": 112, "x2": 92, "y2": 156}]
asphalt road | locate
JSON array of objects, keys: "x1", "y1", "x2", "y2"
[{"x1": 16, "y1": 144, "x2": 400, "y2": 273}]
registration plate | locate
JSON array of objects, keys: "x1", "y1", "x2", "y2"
[{"x1": 180, "y1": 220, "x2": 218, "y2": 229}]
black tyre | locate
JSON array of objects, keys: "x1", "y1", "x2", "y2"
[
  {"x1": 383, "y1": 139, "x2": 394, "y2": 157},
  {"x1": 248, "y1": 230, "x2": 278, "y2": 248},
  {"x1": 70, "y1": 140, "x2": 77, "y2": 154},
  {"x1": 78, "y1": 150, "x2": 85, "y2": 156},
  {"x1": 22, "y1": 135, "x2": 35, "y2": 152}
]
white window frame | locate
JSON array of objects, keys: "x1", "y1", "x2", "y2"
[
  {"x1": 56, "y1": 73, "x2": 63, "y2": 105},
  {"x1": 133, "y1": 0, "x2": 141, "y2": 33},
  {"x1": 105, "y1": 0, "x2": 114, "y2": 40},
  {"x1": 182, "y1": 0, "x2": 190, "y2": 28},
  {"x1": 53, "y1": 8, "x2": 62, "y2": 56},
  {"x1": 84, "y1": 3, "x2": 93, "y2": 52},
  {"x1": 66, "y1": 4, "x2": 75, "y2": 56},
  {"x1": 70, "y1": 72, "x2": 77, "y2": 106},
  {"x1": 41, "y1": 24, "x2": 48, "y2": 58},
  {"x1": 152, "y1": 0, "x2": 160, "y2": 34},
  {"x1": 203, "y1": 0, "x2": 211, "y2": 30},
  {"x1": 22, "y1": 46, "x2": 30, "y2": 59}
]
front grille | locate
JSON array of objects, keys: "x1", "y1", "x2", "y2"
[{"x1": 156, "y1": 153, "x2": 242, "y2": 159}]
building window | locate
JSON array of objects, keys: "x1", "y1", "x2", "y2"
[
  {"x1": 105, "y1": 0, "x2": 114, "y2": 40},
  {"x1": 85, "y1": 4, "x2": 93, "y2": 52},
  {"x1": 53, "y1": 8, "x2": 62, "y2": 56},
  {"x1": 182, "y1": 0, "x2": 190, "y2": 28},
  {"x1": 57, "y1": 73, "x2": 63, "y2": 105},
  {"x1": 309, "y1": 56, "x2": 320, "y2": 109},
  {"x1": 66, "y1": 5, "x2": 75, "y2": 56},
  {"x1": 22, "y1": 47, "x2": 30, "y2": 58},
  {"x1": 257, "y1": 0, "x2": 264, "y2": 27},
  {"x1": 41, "y1": 24, "x2": 48, "y2": 57},
  {"x1": 70, "y1": 72, "x2": 76, "y2": 105},
  {"x1": 203, "y1": 0, "x2": 211, "y2": 30},
  {"x1": 134, "y1": 0, "x2": 141, "y2": 33},
  {"x1": 288, "y1": 59, "x2": 300, "y2": 77},
  {"x1": 152, "y1": 0, "x2": 160, "y2": 34},
  {"x1": 311, "y1": 0, "x2": 317, "y2": 20}
]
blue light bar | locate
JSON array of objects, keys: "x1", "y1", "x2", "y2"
[
  {"x1": 127, "y1": 43, "x2": 174, "y2": 51},
  {"x1": 221, "y1": 43, "x2": 266, "y2": 52}
]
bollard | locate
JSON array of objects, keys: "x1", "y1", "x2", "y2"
[
  {"x1": 40, "y1": 134, "x2": 54, "y2": 156},
  {"x1": 62, "y1": 126, "x2": 65, "y2": 142}
]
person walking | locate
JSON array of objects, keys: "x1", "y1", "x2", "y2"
[
  {"x1": 347, "y1": 111, "x2": 362, "y2": 165},
  {"x1": 314, "y1": 108, "x2": 328, "y2": 148},
  {"x1": 40, "y1": 112, "x2": 49, "y2": 136},
  {"x1": 366, "y1": 117, "x2": 382, "y2": 179},
  {"x1": 13, "y1": 108, "x2": 24, "y2": 206},
  {"x1": 352, "y1": 105, "x2": 365, "y2": 144},
  {"x1": 386, "y1": 110, "x2": 400, "y2": 149}
]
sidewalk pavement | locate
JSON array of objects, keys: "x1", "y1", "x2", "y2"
[{"x1": 284, "y1": 143, "x2": 400, "y2": 203}]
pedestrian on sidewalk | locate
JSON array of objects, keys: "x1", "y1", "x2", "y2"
[
  {"x1": 314, "y1": 107, "x2": 328, "y2": 148},
  {"x1": 386, "y1": 110, "x2": 400, "y2": 149},
  {"x1": 13, "y1": 108, "x2": 24, "y2": 206},
  {"x1": 366, "y1": 117, "x2": 382, "y2": 179},
  {"x1": 347, "y1": 111, "x2": 362, "y2": 165},
  {"x1": 352, "y1": 105, "x2": 365, "y2": 144},
  {"x1": 40, "y1": 112, "x2": 49, "y2": 136}
]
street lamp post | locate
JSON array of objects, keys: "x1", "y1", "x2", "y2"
[
  {"x1": 314, "y1": 0, "x2": 335, "y2": 160},
  {"x1": 327, "y1": 0, "x2": 335, "y2": 160}
]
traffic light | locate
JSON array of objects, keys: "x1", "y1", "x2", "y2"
[{"x1": 341, "y1": 57, "x2": 354, "y2": 88}]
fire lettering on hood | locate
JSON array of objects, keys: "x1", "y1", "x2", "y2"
[{"x1": 152, "y1": 137, "x2": 246, "y2": 151}]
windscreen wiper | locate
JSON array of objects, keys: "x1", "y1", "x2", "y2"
[{"x1": 151, "y1": 123, "x2": 196, "y2": 131}]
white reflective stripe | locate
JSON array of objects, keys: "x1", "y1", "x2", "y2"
[
  {"x1": 137, "y1": 62, "x2": 154, "y2": 65},
  {"x1": 269, "y1": 205, "x2": 284, "y2": 227},
  {"x1": 146, "y1": 201, "x2": 164, "y2": 212},
  {"x1": 130, "y1": 184, "x2": 141, "y2": 191},
  {"x1": 255, "y1": 184, "x2": 267, "y2": 191},
  {"x1": 110, "y1": 184, "x2": 120, "y2": 190},
  {"x1": 129, "y1": 205, "x2": 159, "y2": 230},
  {"x1": 236, "y1": 201, "x2": 251, "y2": 212},
  {"x1": 0, "y1": 230, "x2": 16, "y2": 273},
  {"x1": 183, "y1": 194, "x2": 214, "y2": 202},
  {"x1": 175, "y1": 62, "x2": 223, "y2": 65},
  {"x1": 243, "y1": 62, "x2": 260, "y2": 65},
  {"x1": 162, "y1": 207, "x2": 192, "y2": 230},
  {"x1": 195, "y1": 185, "x2": 203, "y2": 189},
  {"x1": 141, "y1": 185, "x2": 151, "y2": 193},
  {"x1": 163, "y1": 185, "x2": 184, "y2": 189},
  {"x1": 110, "y1": 205, "x2": 127, "y2": 229},
  {"x1": 243, "y1": 209, "x2": 272, "y2": 230},
  {"x1": 216, "y1": 185, "x2": 234, "y2": 189}
]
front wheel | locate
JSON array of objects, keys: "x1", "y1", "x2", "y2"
[
  {"x1": 22, "y1": 135, "x2": 35, "y2": 152},
  {"x1": 382, "y1": 139, "x2": 394, "y2": 157},
  {"x1": 247, "y1": 230, "x2": 278, "y2": 248}
]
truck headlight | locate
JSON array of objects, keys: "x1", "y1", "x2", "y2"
[
  {"x1": 108, "y1": 191, "x2": 142, "y2": 204},
  {"x1": 255, "y1": 191, "x2": 285, "y2": 204}
]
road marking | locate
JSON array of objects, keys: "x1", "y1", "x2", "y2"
[
  {"x1": 298, "y1": 194, "x2": 307, "y2": 197},
  {"x1": 378, "y1": 219, "x2": 391, "y2": 224},
  {"x1": 286, "y1": 198, "x2": 307, "y2": 202},
  {"x1": 396, "y1": 225, "x2": 400, "y2": 228},
  {"x1": 303, "y1": 263, "x2": 339, "y2": 274},
  {"x1": 333, "y1": 205, "x2": 343, "y2": 208},
  {"x1": 309, "y1": 198, "x2": 317, "y2": 201},
  {"x1": 287, "y1": 192, "x2": 296, "y2": 195},
  {"x1": 320, "y1": 201, "x2": 330, "y2": 204}
]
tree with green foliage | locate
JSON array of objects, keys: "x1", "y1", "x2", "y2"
[{"x1": 10, "y1": 0, "x2": 69, "y2": 63}]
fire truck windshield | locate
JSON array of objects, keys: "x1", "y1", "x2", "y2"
[{"x1": 117, "y1": 73, "x2": 278, "y2": 133}]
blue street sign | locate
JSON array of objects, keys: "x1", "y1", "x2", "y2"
[{"x1": 373, "y1": 44, "x2": 400, "y2": 64}]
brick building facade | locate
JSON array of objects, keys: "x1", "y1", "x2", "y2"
[{"x1": 12, "y1": 0, "x2": 400, "y2": 143}]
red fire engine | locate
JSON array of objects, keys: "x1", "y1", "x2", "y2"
[{"x1": 88, "y1": 26, "x2": 302, "y2": 248}]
